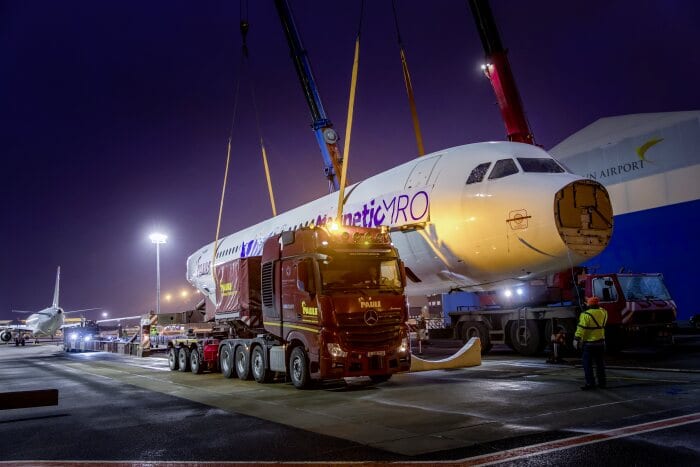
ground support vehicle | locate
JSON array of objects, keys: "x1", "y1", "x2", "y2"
[
  {"x1": 170, "y1": 225, "x2": 411, "y2": 388},
  {"x1": 445, "y1": 269, "x2": 677, "y2": 355},
  {"x1": 63, "y1": 321, "x2": 101, "y2": 352}
]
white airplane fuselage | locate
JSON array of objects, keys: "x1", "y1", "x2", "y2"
[
  {"x1": 24, "y1": 307, "x2": 65, "y2": 337},
  {"x1": 187, "y1": 142, "x2": 613, "y2": 304}
]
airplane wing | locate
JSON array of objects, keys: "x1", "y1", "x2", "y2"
[
  {"x1": 96, "y1": 316, "x2": 141, "y2": 324},
  {"x1": 64, "y1": 308, "x2": 102, "y2": 314},
  {"x1": 0, "y1": 324, "x2": 33, "y2": 332}
]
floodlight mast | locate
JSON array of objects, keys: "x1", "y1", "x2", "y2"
[{"x1": 149, "y1": 233, "x2": 167, "y2": 315}]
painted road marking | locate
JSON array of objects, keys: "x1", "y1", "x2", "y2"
[{"x1": 450, "y1": 412, "x2": 700, "y2": 466}]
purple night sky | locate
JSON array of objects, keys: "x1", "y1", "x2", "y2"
[{"x1": 2, "y1": 1, "x2": 698, "y2": 320}]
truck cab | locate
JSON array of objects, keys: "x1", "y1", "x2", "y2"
[
  {"x1": 584, "y1": 272, "x2": 676, "y2": 340},
  {"x1": 261, "y1": 225, "x2": 411, "y2": 386}
]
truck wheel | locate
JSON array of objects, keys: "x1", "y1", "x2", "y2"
[
  {"x1": 190, "y1": 348, "x2": 203, "y2": 374},
  {"x1": 251, "y1": 346, "x2": 272, "y2": 383},
  {"x1": 168, "y1": 347, "x2": 179, "y2": 371},
  {"x1": 461, "y1": 322, "x2": 492, "y2": 354},
  {"x1": 235, "y1": 346, "x2": 251, "y2": 380},
  {"x1": 289, "y1": 347, "x2": 311, "y2": 389},
  {"x1": 220, "y1": 345, "x2": 236, "y2": 378},
  {"x1": 178, "y1": 347, "x2": 191, "y2": 372},
  {"x1": 369, "y1": 374, "x2": 392, "y2": 384},
  {"x1": 510, "y1": 320, "x2": 542, "y2": 356}
]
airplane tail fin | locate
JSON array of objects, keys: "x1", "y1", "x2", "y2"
[{"x1": 52, "y1": 266, "x2": 61, "y2": 308}]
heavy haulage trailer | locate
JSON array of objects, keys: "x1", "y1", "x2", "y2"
[{"x1": 168, "y1": 225, "x2": 411, "y2": 388}]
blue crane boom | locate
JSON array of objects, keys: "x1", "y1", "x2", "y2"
[{"x1": 274, "y1": 0, "x2": 343, "y2": 192}]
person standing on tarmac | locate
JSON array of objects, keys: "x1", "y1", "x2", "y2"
[{"x1": 573, "y1": 296, "x2": 608, "y2": 390}]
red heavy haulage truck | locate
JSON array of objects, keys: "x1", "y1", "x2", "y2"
[
  {"x1": 168, "y1": 225, "x2": 411, "y2": 388},
  {"x1": 448, "y1": 268, "x2": 677, "y2": 355}
]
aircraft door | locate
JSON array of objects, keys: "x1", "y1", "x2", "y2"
[{"x1": 404, "y1": 155, "x2": 442, "y2": 189}]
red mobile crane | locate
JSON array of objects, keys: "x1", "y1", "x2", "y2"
[{"x1": 444, "y1": 1, "x2": 677, "y2": 355}]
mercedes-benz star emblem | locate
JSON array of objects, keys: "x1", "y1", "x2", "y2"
[{"x1": 364, "y1": 309, "x2": 379, "y2": 326}]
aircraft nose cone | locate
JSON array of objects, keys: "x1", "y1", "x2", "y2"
[{"x1": 553, "y1": 179, "x2": 613, "y2": 258}]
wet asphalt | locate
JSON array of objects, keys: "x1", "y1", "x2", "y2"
[{"x1": 1, "y1": 336, "x2": 699, "y2": 465}]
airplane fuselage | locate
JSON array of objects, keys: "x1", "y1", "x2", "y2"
[
  {"x1": 24, "y1": 307, "x2": 65, "y2": 337},
  {"x1": 187, "y1": 142, "x2": 613, "y2": 303}
]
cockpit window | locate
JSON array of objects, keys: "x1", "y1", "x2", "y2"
[
  {"x1": 517, "y1": 157, "x2": 565, "y2": 173},
  {"x1": 488, "y1": 159, "x2": 519, "y2": 180},
  {"x1": 466, "y1": 162, "x2": 491, "y2": 184}
]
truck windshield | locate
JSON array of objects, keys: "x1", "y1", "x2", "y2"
[
  {"x1": 320, "y1": 256, "x2": 401, "y2": 290},
  {"x1": 618, "y1": 275, "x2": 672, "y2": 300}
]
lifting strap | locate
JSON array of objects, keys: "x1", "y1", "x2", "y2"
[
  {"x1": 241, "y1": 4, "x2": 277, "y2": 217},
  {"x1": 336, "y1": 0, "x2": 364, "y2": 221},
  {"x1": 391, "y1": 0, "x2": 425, "y2": 156}
]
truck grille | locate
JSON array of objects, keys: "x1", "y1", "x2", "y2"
[
  {"x1": 335, "y1": 310, "x2": 404, "y2": 327},
  {"x1": 340, "y1": 326, "x2": 402, "y2": 350},
  {"x1": 335, "y1": 310, "x2": 404, "y2": 350}
]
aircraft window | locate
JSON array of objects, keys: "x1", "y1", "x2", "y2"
[
  {"x1": 488, "y1": 159, "x2": 519, "y2": 180},
  {"x1": 466, "y1": 162, "x2": 491, "y2": 184},
  {"x1": 517, "y1": 157, "x2": 565, "y2": 173}
]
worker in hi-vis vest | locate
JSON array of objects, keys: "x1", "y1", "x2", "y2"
[{"x1": 573, "y1": 296, "x2": 608, "y2": 390}]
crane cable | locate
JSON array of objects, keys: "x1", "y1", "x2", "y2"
[
  {"x1": 391, "y1": 0, "x2": 425, "y2": 156},
  {"x1": 240, "y1": 8, "x2": 277, "y2": 217},
  {"x1": 211, "y1": 74, "x2": 241, "y2": 288},
  {"x1": 336, "y1": 1, "x2": 364, "y2": 222},
  {"x1": 213, "y1": 1, "x2": 263, "y2": 292}
]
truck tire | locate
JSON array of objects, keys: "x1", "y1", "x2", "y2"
[
  {"x1": 289, "y1": 346, "x2": 311, "y2": 389},
  {"x1": 369, "y1": 374, "x2": 392, "y2": 384},
  {"x1": 220, "y1": 345, "x2": 236, "y2": 378},
  {"x1": 190, "y1": 348, "x2": 203, "y2": 374},
  {"x1": 168, "y1": 347, "x2": 179, "y2": 371},
  {"x1": 461, "y1": 322, "x2": 492, "y2": 354},
  {"x1": 251, "y1": 346, "x2": 272, "y2": 383},
  {"x1": 178, "y1": 346, "x2": 191, "y2": 372},
  {"x1": 510, "y1": 320, "x2": 543, "y2": 356},
  {"x1": 235, "y1": 345, "x2": 251, "y2": 380}
]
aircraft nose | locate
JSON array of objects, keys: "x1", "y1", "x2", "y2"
[{"x1": 554, "y1": 179, "x2": 613, "y2": 258}]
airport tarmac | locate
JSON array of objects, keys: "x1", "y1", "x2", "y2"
[{"x1": 0, "y1": 337, "x2": 699, "y2": 465}]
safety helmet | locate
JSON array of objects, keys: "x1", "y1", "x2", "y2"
[{"x1": 586, "y1": 296, "x2": 600, "y2": 306}]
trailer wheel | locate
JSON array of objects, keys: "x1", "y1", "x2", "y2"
[
  {"x1": 461, "y1": 322, "x2": 492, "y2": 354},
  {"x1": 235, "y1": 346, "x2": 251, "y2": 380},
  {"x1": 510, "y1": 320, "x2": 542, "y2": 356},
  {"x1": 369, "y1": 374, "x2": 392, "y2": 384},
  {"x1": 190, "y1": 348, "x2": 203, "y2": 374},
  {"x1": 289, "y1": 346, "x2": 311, "y2": 389},
  {"x1": 251, "y1": 346, "x2": 272, "y2": 383},
  {"x1": 177, "y1": 346, "x2": 191, "y2": 372},
  {"x1": 220, "y1": 345, "x2": 236, "y2": 378},
  {"x1": 168, "y1": 347, "x2": 179, "y2": 371}
]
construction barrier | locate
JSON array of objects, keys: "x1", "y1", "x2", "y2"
[{"x1": 409, "y1": 337, "x2": 481, "y2": 372}]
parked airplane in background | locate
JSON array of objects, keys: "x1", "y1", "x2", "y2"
[
  {"x1": 187, "y1": 141, "x2": 614, "y2": 304},
  {"x1": 1, "y1": 267, "x2": 100, "y2": 345}
]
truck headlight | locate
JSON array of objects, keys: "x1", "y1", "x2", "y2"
[
  {"x1": 326, "y1": 343, "x2": 347, "y2": 358},
  {"x1": 399, "y1": 337, "x2": 408, "y2": 353},
  {"x1": 84, "y1": 335, "x2": 92, "y2": 341},
  {"x1": 70, "y1": 333, "x2": 78, "y2": 341}
]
